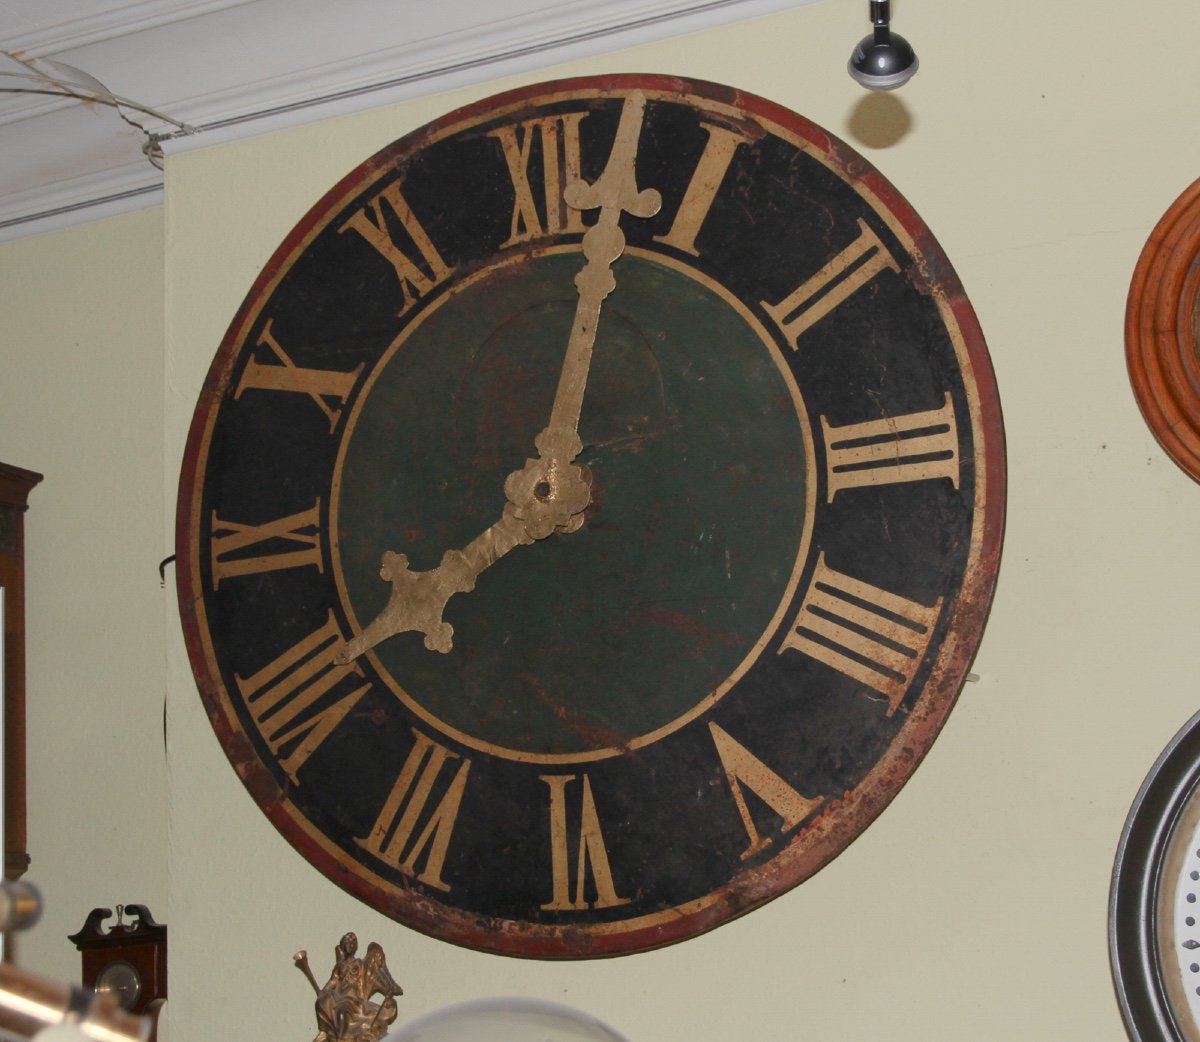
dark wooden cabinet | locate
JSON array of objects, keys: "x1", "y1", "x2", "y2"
[{"x1": 0, "y1": 463, "x2": 41, "y2": 885}]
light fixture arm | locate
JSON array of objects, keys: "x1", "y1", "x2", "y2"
[
  {"x1": 848, "y1": 0, "x2": 919, "y2": 91},
  {"x1": 872, "y1": 0, "x2": 891, "y2": 37}
]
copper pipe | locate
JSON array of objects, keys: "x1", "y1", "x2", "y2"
[{"x1": 0, "y1": 963, "x2": 149, "y2": 1041}]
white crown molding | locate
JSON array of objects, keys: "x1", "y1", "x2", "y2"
[
  {"x1": 2, "y1": 0, "x2": 253, "y2": 55},
  {"x1": 0, "y1": 0, "x2": 827, "y2": 243}
]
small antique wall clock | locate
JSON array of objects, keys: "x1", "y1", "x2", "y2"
[
  {"x1": 69, "y1": 904, "x2": 166, "y2": 1024},
  {"x1": 176, "y1": 74, "x2": 1005, "y2": 957},
  {"x1": 1111, "y1": 711, "x2": 1200, "y2": 1041}
]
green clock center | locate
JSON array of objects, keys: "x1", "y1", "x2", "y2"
[{"x1": 334, "y1": 248, "x2": 814, "y2": 762}]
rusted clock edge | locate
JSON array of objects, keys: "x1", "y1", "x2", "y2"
[{"x1": 1126, "y1": 175, "x2": 1200, "y2": 484}]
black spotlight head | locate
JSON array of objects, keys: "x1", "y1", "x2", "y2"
[{"x1": 848, "y1": 0, "x2": 919, "y2": 91}]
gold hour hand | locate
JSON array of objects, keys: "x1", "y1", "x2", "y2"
[
  {"x1": 338, "y1": 92, "x2": 661, "y2": 661},
  {"x1": 335, "y1": 510, "x2": 532, "y2": 661}
]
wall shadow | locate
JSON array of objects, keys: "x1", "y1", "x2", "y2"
[{"x1": 845, "y1": 91, "x2": 915, "y2": 149}]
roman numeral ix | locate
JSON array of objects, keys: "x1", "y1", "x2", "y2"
[{"x1": 210, "y1": 499, "x2": 323, "y2": 589}]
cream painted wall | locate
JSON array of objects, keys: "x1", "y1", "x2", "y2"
[
  {"x1": 0, "y1": 0, "x2": 1194, "y2": 1038},
  {"x1": 0, "y1": 207, "x2": 167, "y2": 981}
]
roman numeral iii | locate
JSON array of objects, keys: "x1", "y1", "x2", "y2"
[{"x1": 822, "y1": 393, "x2": 960, "y2": 500}]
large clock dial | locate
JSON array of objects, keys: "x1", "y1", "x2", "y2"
[{"x1": 176, "y1": 75, "x2": 1005, "y2": 957}]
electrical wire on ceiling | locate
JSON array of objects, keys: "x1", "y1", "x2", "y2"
[{"x1": 0, "y1": 50, "x2": 193, "y2": 169}]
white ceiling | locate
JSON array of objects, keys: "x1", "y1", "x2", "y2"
[{"x1": 0, "y1": 0, "x2": 826, "y2": 242}]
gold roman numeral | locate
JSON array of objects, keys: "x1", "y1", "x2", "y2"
[
  {"x1": 210, "y1": 499, "x2": 322, "y2": 589},
  {"x1": 762, "y1": 218, "x2": 901, "y2": 349},
  {"x1": 235, "y1": 610, "x2": 370, "y2": 783},
  {"x1": 709, "y1": 723, "x2": 822, "y2": 861},
  {"x1": 357, "y1": 729, "x2": 471, "y2": 893},
  {"x1": 490, "y1": 112, "x2": 589, "y2": 247},
  {"x1": 653, "y1": 122, "x2": 750, "y2": 256},
  {"x1": 822, "y1": 393, "x2": 960, "y2": 501},
  {"x1": 234, "y1": 320, "x2": 364, "y2": 432},
  {"x1": 339, "y1": 181, "x2": 453, "y2": 314},
  {"x1": 540, "y1": 773, "x2": 629, "y2": 911},
  {"x1": 779, "y1": 553, "x2": 942, "y2": 714}
]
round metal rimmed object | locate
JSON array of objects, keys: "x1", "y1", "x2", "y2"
[
  {"x1": 385, "y1": 997, "x2": 631, "y2": 1042},
  {"x1": 1111, "y1": 709, "x2": 1200, "y2": 1040},
  {"x1": 1126, "y1": 176, "x2": 1200, "y2": 484}
]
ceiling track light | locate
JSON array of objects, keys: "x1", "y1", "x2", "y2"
[{"x1": 848, "y1": 0, "x2": 919, "y2": 91}]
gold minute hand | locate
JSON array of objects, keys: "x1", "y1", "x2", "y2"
[
  {"x1": 503, "y1": 90, "x2": 661, "y2": 540},
  {"x1": 336, "y1": 92, "x2": 660, "y2": 661},
  {"x1": 553, "y1": 90, "x2": 662, "y2": 434}
]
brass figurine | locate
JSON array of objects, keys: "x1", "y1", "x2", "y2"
[{"x1": 295, "y1": 932, "x2": 403, "y2": 1042}]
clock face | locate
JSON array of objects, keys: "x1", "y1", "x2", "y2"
[
  {"x1": 95, "y1": 960, "x2": 142, "y2": 1011},
  {"x1": 176, "y1": 75, "x2": 1005, "y2": 957}
]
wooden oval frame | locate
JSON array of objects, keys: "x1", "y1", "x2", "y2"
[{"x1": 1127, "y1": 177, "x2": 1200, "y2": 482}]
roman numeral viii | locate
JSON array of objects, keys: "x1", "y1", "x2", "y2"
[
  {"x1": 763, "y1": 219, "x2": 900, "y2": 349},
  {"x1": 779, "y1": 553, "x2": 942, "y2": 715},
  {"x1": 357, "y1": 729, "x2": 471, "y2": 893},
  {"x1": 540, "y1": 774, "x2": 629, "y2": 911},
  {"x1": 235, "y1": 611, "x2": 370, "y2": 784},
  {"x1": 822, "y1": 393, "x2": 960, "y2": 501}
]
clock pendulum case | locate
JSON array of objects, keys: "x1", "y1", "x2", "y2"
[{"x1": 176, "y1": 74, "x2": 1006, "y2": 958}]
